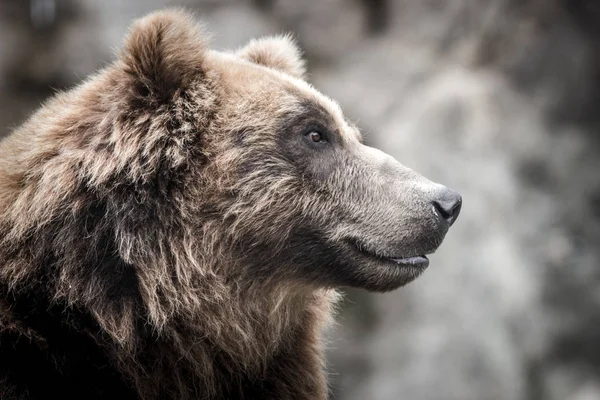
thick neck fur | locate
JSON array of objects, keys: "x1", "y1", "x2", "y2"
[{"x1": 0, "y1": 59, "x2": 336, "y2": 399}]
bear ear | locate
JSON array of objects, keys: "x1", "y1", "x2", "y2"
[
  {"x1": 119, "y1": 9, "x2": 208, "y2": 103},
  {"x1": 237, "y1": 34, "x2": 307, "y2": 79}
]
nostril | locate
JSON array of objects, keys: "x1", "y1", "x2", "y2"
[{"x1": 432, "y1": 190, "x2": 462, "y2": 226}]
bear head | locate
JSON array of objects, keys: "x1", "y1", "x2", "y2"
[{"x1": 111, "y1": 9, "x2": 462, "y2": 293}]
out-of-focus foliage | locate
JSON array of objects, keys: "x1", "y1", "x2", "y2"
[{"x1": 1, "y1": 1, "x2": 599, "y2": 399}]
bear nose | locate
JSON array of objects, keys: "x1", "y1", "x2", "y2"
[{"x1": 432, "y1": 188, "x2": 462, "y2": 226}]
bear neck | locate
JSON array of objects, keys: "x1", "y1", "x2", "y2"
[{"x1": 0, "y1": 202, "x2": 337, "y2": 395}]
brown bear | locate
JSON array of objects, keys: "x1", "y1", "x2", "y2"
[{"x1": 0, "y1": 9, "x2": 461, "y2": 400}]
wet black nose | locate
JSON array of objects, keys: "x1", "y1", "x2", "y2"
[{"x1": 432, "y1": 189, "x2": 462, "y2": 226}]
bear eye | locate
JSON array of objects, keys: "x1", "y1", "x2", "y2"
[{"x1": 305, "y1": 131, "x2": 327, "y2": 143}]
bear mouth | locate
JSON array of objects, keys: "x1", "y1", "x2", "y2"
[{"x1": 347, "y1": 239, "x2": 430, "y2": 269}]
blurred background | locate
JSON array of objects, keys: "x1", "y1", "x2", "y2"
[{"x1": 1, "y1": 0, "x2": 600, "y2": 399}]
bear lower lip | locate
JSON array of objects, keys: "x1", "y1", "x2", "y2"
[
  {"x1": 388, "y1": 255, "x2": 429, "y2": 268},
  {"x1": 347, "y1": 240, "x2": 430, "y2": 268}
]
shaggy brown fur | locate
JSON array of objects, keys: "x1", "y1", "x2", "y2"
[{"x1": 0, "y1": 9, "x2": 460, "y2": 400}]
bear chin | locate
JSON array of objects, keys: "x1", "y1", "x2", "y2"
[
  {"x1": 335, "y1": 253, "x2": 429, "y2": 292},
  {"x1": 289, "y1": 239, "x2": 430, "y2": 292},
  {"x1": 314, "y1": 236, "x2": 432, "y2": 292}
]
